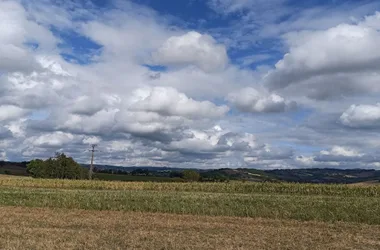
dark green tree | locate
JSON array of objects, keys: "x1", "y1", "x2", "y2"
[
  {"x1": 27, "y1": 153, "x2": 88, "y2": 179},
  {"x1": 27, "y1": 159, "x2": 46, "y2": 178}
]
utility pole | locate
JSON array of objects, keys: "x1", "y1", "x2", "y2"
[{"x1": 89, "y1": 144, "x2": 97, "y2": 180}]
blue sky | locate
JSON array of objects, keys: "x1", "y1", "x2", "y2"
[{"x1": 1, "y1": 0, "x2": 380, "y2": 169}]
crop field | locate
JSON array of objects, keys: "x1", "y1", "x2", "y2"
[{"x1": 1, "y1": 177, "x2": 380, "y2": 249}]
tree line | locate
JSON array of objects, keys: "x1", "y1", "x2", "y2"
[{"x1": 26, "y1": 153, "x2": 228, "y2": 182}]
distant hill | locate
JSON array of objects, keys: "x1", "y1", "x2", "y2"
[
  {"x1": 0, "y1": 161, "x2": 29, "y2": 176},
  {"x1": 200, "y1": 168, "x2": 278, "y2": 182},
  {"x1": 2, "y1": 161, "x2": 380, "y2": 184},
  {"x1": 82, "y1": 164, "x2": 189, "y2": 173},
  {"x1": 267, "y1": 168, "x2": 380, "y2": 184}
]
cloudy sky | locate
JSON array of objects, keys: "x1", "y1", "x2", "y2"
[{"x1": 1, "y1": 0, "x2": 380, "y2": 169}]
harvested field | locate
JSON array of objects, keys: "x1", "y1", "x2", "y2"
[{"x1": 1, "y1": 207, "x2": 380, "y2": 250}]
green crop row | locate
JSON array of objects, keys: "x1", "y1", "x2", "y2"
[{"x1": 0, "y1": 177, "x2": 379, "y2": 197}]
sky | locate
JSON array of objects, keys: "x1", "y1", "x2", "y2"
[{"x1": 1, "y1": 0, "x2": 380, "y2": 169}]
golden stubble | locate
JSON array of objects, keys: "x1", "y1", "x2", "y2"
[{"x1": 1, "y1": 206, "x2": 379, "y2": 250}]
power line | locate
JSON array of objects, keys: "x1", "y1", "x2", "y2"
[{"x1": 89, "y1": 144, "x2": 97, "y2": 180}]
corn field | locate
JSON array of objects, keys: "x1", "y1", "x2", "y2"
[
  {"x1": 1, "y1": 177, "x2": 379, "y2": 224},
  {"x1": 0, "y1": 177, "x2": 379, "y2": 197}
]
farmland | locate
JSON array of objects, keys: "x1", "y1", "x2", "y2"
[{"x1": 1, "y1": 176, "x2": 380, "y2": 249}]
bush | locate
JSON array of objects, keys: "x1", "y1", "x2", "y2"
[
  {"x1": 27, "y1": 153, "x2": 88, "y2": 179},
  {"x1": 182, "y1": 170, "x2": 201, "y2": 182}
]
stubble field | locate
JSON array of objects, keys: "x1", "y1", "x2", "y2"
[{"x1": 1, "y1": 176, "x2": 380, "y2": 249}]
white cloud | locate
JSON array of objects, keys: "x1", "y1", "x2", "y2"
[
  {"x1": 31, "y1": 84, "x2": 227, "y2": 143},
  {"x1": 295, "y1": 155, "x2": 317, "y2": 167},
  {"x1": 340, "y1": 104, "x2": 380, "y2": 128},
  {"x1": 0, "y1": 1, "x2": 35, "y2": 73},
  {"x1": 264, "y1": 14, "x2": 380, "y2": 100},
  {"x1": 0, "y1": 105, "x2": 26, "y2": 121},
  {"x1": 114, "y1": 110, "x2": 184, "y2": 137},
  {"x1": 227, "y1": 87, "x2": 296, "y2": 113},
  {"x1": 153, "y1": 31, "x2": 228, "y2": 72},
  {"x1": 81, "y1": 5, "x2": 172, "y2": 62},
  {"x1": 166, "y1": 126, "x2": 261, "y2": 158},
  {"x1": 31, "y1": 132, "x2": 75, "y2": 148},
  {"x1": 294, "y1": 146, "x2": 378, "y2": 169},
  {"x1": 82, "y1": 136, "x2": 101, "y2": 145},
  {"x1": 129, "y1": 86, "x2": 229, "y2": 119},
  {"x1": 363, "y1": 11, "x2": 380, "y2": 29},
  {"x1": 150, "y1": 65, "x2": 263, "y2": 100},
  {"x1": 0, "y1": 151, "x2": 7, "y2": 161},
  {"x1": 0, "y1": 1, "x2": 58, "y2": 73},
  {"x1": 209, "y1": 0, "x2": 285, "y2": 14},
  {"x1": 320, "y1": 146, "x2": 362, "y2": 157},
  {"x1": 59, "y1": 109, "x2": 118, "y2": 135},
  {"x1": 69, "y1": 96, "x2": 107, "y2": 116}
]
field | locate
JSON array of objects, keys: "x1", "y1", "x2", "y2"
[{"x1": 1, "y1": 176, "x2": 380, "y2": 249}]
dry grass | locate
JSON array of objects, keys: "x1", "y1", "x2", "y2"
[
  {"x1": 0, "y1": 174, "x2": 28, "y2": 179},
  {"x1": 349, "y1": 181, "x2": 380, "y2": 186},
  {"x1": 0, "y1": 206, "x2": 379, "y2": 250}
]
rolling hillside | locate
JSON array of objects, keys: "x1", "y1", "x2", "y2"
[{"x1": 2, "y1": 161, "x2": 380, "y2": 184}]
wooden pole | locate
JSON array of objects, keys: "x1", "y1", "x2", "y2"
[{"x1": 89, "y1": 144, "x2": 97, "y2": 180}]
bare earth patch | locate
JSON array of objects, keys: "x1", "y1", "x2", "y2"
[{"x1": 0, "y1": 206, "x2": 379, "y2": 250}]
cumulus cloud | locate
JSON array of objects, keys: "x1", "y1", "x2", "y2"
[
  {"x1": 0, "y1": 151, "x2": 7, "y2": 161},
  {"x1": 364, "y1": 11, "x2": 380, "y2": 29},
  {"x1": 320, "y1": 146, "x2": 362, "y2": 157},
  {"x1": 0, "y1": 1, "x2": 35, "y2": 73},
  {"x1": 28, "y1": 84, "x2": 228, "y2": 145},
  {"x1": 250, "y1": 145, "x2": 294, "y2": 160},
  {"x1": 129, "y1": 87, "x2": 229, "y2": 119},
  {"x1": 114, "y1": 110, "x2": 184, "y2": 141},
  {"x1": 82, "y1": 12, "x2": 169, "y2": 61},
  {"x1": 340, "y1": 104, "x2": 380, "y2": 129},
  {"x1": 264, "y1": 13, "x2": 380, "y2": 100},
  {"x1": 166, "y1": 127, "x2": 260, "y2": 155},
  {"x1": 227, "y1": 87, "x2": 296, "y2": 113},
  {"x1": 69, "y1": 96, "x2": 108, "y2": 116},
  {"x1": 0, "y1": 1, "x2": 57, "y2": 73},
  {"x1": 82, "y1": 136, "x2": 101, "y2": 145},
  {"x1": 295, "y1": 146, "x2": 379, "y2": 169},
  {"x1": 295, "y1": 155, "x2": 318, "y2": 167},
  {"x1": 30, "y1": 132, "x2": 75, "y2": 148},
  {"x1": 161, "y1": 126, "x2": 274, "y2": 166},
  {"x1": 152, "y1": 31, "x2": 228, "y2": 72},
  {"x1": 116, "y1": 93, "x2": 223, "y2": 141},
  {"x1": 0, "y1": 105, "x2": 27, "y2": 121}
]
